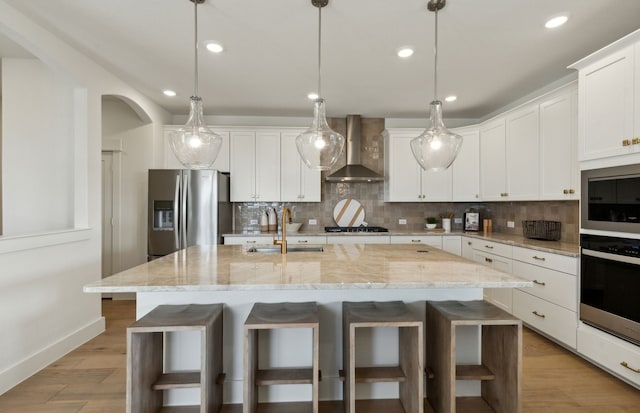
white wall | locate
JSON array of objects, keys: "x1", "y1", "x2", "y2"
[
  {"x1": 102, "y1": 97, "x2": 153, "y2": 270},
  {"x1": 0, "y1": 0, "x2": 171, "y2": 394},
  {"x1": 2, "y1": 58, "x2": 75, "y2": 234}
]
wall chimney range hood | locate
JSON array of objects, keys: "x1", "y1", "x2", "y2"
[{"x1": 325, "y1": 115, "x2": 383, "y2": 182}]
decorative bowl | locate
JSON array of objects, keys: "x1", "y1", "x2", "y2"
[
  {"x1": 426, "y1": 223, "x2": 437, "y2": 230},
  {"x1": 286, "y1": 222, "x2": 303, "y2": 232}
]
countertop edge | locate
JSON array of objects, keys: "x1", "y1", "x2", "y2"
[
  {"x1": 84, "y1": 280, "x2": 534, "y2": 293},
  {"x1": 223, "y1": 231, "x2": 580, "y2": 257}
]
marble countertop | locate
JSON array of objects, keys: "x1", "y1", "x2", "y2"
[
  {"x1": 223, "y1": 230, "x2": 580, "y2": 257},
  {"x1": 84, "y1": 244, "x2": 531, "y2": 293}
]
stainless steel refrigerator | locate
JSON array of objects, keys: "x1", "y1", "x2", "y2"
[{"x1": 148, "y1": 169, "x2": 231, "y2": 259}]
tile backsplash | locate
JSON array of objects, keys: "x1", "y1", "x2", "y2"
[{"x1": 233, "y1": 117, "x2": 579, "y2": 243}]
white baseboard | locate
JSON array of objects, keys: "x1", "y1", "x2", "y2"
[{"x1": 0, "y1": 316, "x2": 106, "y2": 395}]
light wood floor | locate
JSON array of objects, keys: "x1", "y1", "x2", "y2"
[{"x1": 0, "y1": 299, "x2": 639, "y2": 412}]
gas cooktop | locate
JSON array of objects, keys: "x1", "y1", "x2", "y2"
[{"x1": 324, "y1": 226, "x2": 389, "y2": 233}]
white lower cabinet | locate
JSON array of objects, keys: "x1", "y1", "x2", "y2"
[
  {"x1": 512, "y1": 289, "x2": 577, "y2": 349},
  {"x1": 578, "y1": 324, "x2": 640, "y2": 387},
  {"x1": 326, "y1": 235, "x2": 390, "y2": 244},
  {"x1": 286, "y1": 235, "x2": 327, "y2": 245},
  {"x1": 224, "y1": 235, "x2": 273, "y2": 245},
  {"x1": 512, "y1": 260, "x2": 577, "y2": 312},
  {"x1": 511, "y1": 247, "x2": 578, "y2": 349},
  {"x1": 390, "y1": 235, "x2": 442, "y2": 249},
  {"x1": 472, "y1": 250, "x2": 513, "y2": 313},
  {"x1": 442, "y1": 235, "x2": 462, "y2": 256}
]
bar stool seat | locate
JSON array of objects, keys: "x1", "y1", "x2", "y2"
[
  {"x1": 426, "y1": 300, "x2": 522, "y2": 413},
  {"x1": 243, "y1": 301, "x2": 320, "y2": 413},
  {"x1": 126, "y1": 303, "x2": 224, "y2": 413},
  {"x1": 342, "y1": 301, "x2": 424, "y2": 413}
]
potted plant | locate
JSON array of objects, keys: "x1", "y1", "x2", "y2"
[{"x1": 425, "y1": 217, "x2": 438, "y2": 230}]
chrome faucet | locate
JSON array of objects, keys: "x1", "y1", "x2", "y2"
[{"x1": 274, "y1": 207, "x2": 291, "y2": 254}]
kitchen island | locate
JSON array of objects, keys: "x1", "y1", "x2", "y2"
[{"x1": 85, "y1": 243, "x2": 531, "y2": 406}]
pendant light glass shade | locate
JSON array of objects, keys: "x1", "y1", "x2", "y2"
[
  {"x1": 295, "y1": 0, "x2": 345, "y2": 171},
  {"x1": 296, "y1": 98, "x2": 345, "y2": 170},
  {"x1": 169, "y1": 97, "x2": 223, "y2": 169},
  {"x1": 411, "y1": 0, "x2": 462, "y2": 171},
  {"x1": 410, "y1": 100, "x2": 462, "y2": 171},
  {"x1": 169, "y1": 0, "x2": 222, "y2": 169}
]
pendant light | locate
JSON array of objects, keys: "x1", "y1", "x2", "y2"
[
  {"x1": 169, "y1": 0, "x2": 223, "y2": 169},
  {"x1": 295, "y1": 0, "x2": 345, "y2": 171},
  {"x1": 410, "y1": 0, "x2": 463, "y2": 171}
]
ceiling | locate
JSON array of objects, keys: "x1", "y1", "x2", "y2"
[{"x1": 1, "y1": 0, "x2": 640, "y2": 121}]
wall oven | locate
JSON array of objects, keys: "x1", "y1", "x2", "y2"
[
  {"x1": 581, "y1": 164, "x2": 640, "y2": 232},
  {"x1": 580, "y1": 234, "x2": 640, "y2": 345}
]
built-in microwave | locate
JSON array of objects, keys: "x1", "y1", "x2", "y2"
[{"x1": 581, "y1": 164, "x2": 640, "y2": 233}]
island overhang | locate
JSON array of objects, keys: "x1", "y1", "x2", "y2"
[{"x1": 84, "y1": 243, "x2": 532, "y2": 293}]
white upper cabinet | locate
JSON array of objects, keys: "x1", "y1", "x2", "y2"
[
  {"x1": 576, "y1": 46, "x2": 636, "y2": 161},
  {"x1": 505, "y1": 104, "x2": 540, "y2": 200},
  {"x1": 479, "y1": 119, "x2": 507, "y2": 201},
  {"x1": 230, "y1": 131, "x2": 280, "y2": 202},
  {"x1": 163, "y1": 126, "x2": 230, "y2": 172},
  {"x1": 481, "y1": 103, "x2": 543, "y2": 201},
  {"x1": 281, "y1": 131, "x2": 321, "y2": 202},
  {"x1": 384, "y1": 130, "x2": 451, "y2": 202},
  {"x1": 569, "y1": 30, "x2": 640, "y2": 167},
  {"x1": 451, "y1": 127, "x2": 480, "y2": 201},
  {"x1": 540, "y1": 85, "x2": 579, "y2": 200}
]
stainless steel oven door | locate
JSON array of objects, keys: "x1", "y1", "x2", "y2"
[{"x1": 580, "y1": 248, "x2": 640, "y2": 345}]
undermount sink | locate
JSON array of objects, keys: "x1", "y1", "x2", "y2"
[{"x1": 247, "y1": 245, "x2": 324, "y2": 253}]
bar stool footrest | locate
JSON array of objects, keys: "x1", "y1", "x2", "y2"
[
  {"x1": 255, "y1": 368, "x2": 314, "y2": 385},
  {"x1": 355, "y1": 366, "x2": 406, "y2": 383},
  {"x1": 152, "y1": 372, "x2": 200, "y2": 390}
]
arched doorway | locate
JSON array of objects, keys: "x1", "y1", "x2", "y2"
[{"x1": 101, "y1": 95, "x2": 153, "y2": 285}]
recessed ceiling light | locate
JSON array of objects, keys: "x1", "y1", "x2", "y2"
[
  {"x1": 205, "y1": 42, "x2": 224, "y2": 53},
  {"x1": 545, "y1": 15, "x2": 568, "y2": 29},
  {"x1": 163, "y1": 90, "x2": 177, "y2": 97},
  {"x1": 444, "y1": 95, "x2": 457, "y2": 103},
  {"x1": 397, "y1": 47, "x2": 414, "y2": 58},
  {"x1": 307, "y1": 93, "x2": 319, "y2": 100}
]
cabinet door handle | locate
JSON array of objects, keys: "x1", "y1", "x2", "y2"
[
  {"x1": 563, "y1": 189, "x2": 569, "y2": 194},
  {"x1": 298, "y1": 240, "x2": 308, "y2": 243},
  {"x1": 484, "y1": 245, "x2": 494, "y2": 249},
  {"x1": 621, "y1": 361, "x2": 640, "y2": 373},
  {"x1": 467, "y1": 241, "x2": 472, "y2": 246},
  {"x1": 532, "y1": 310, "x2": 546, "y2": 318},
  {"x1": 533, "y1": 279, "x2": 546, "y2": 286},
  {"x1": 411, "y1": 240, "x2": 421, "y2": 243},
  {"x1": 622, "y1": 139, "x2": 632, "y2": 146},
  {"x1": 485, "y1": 257, "x2": 493, "y2": 263},
  {"x1": 533, "y1": 256, "x2": 546, "y2": 261},
  {"x1": 246, "y1": 240, "x2": 256, "y2": 244},
  {"x1": 633, "y1": 138, "x2": 640, "y2": 145},
  {"x1": 569, "y1": 189, "x2": 575, "y2": 194}
]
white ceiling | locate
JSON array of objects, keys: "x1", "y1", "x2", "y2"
[{"x1": 2, "y1": 0, "x2": 640, "y2": 121}]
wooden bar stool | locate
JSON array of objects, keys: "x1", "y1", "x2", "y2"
[
  {"x1": 342, "y1": 301, "x2": 424, "y2": 413},
  {"x1": 126, "y1": 303, "x2": 224, "y2": 413},
  {"x1": 425, "y1": 300, "x2": 522, "y2": 413},
  {"x1": 243, "y1": 301, "x2": 320, "y2": 413}
]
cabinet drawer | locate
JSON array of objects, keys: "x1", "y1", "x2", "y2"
[
  {"x1": 472, "y1": 239, "x2": 512, "y2": 258},
  {"x1": 472, "y1": 251, "x2": 512, "y2": 274},
  {"x1": 326, "y1": 235, "x2": 390, "y2": 244},
  {"x1": 512, "y1": 246, "x2": 577, "y2": 275},
  {"x1": 287, "y1": 235, "x2": 327, "y2": 245},
  {"x1": 513, "y1": 261, "x2": 577, "y2": 311},
  {"x1": 512, "y1": 289, "x2": 577, "y2": 349},
  {"x1": 577, "y1": 325, "x2": 640, "y2": 387},
  {"x1": 224, "y1": 236, "x2": 273, "y2": 245},
  {"x1": 390, "y1": 235, "x2": 442, "y2": 249}
]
